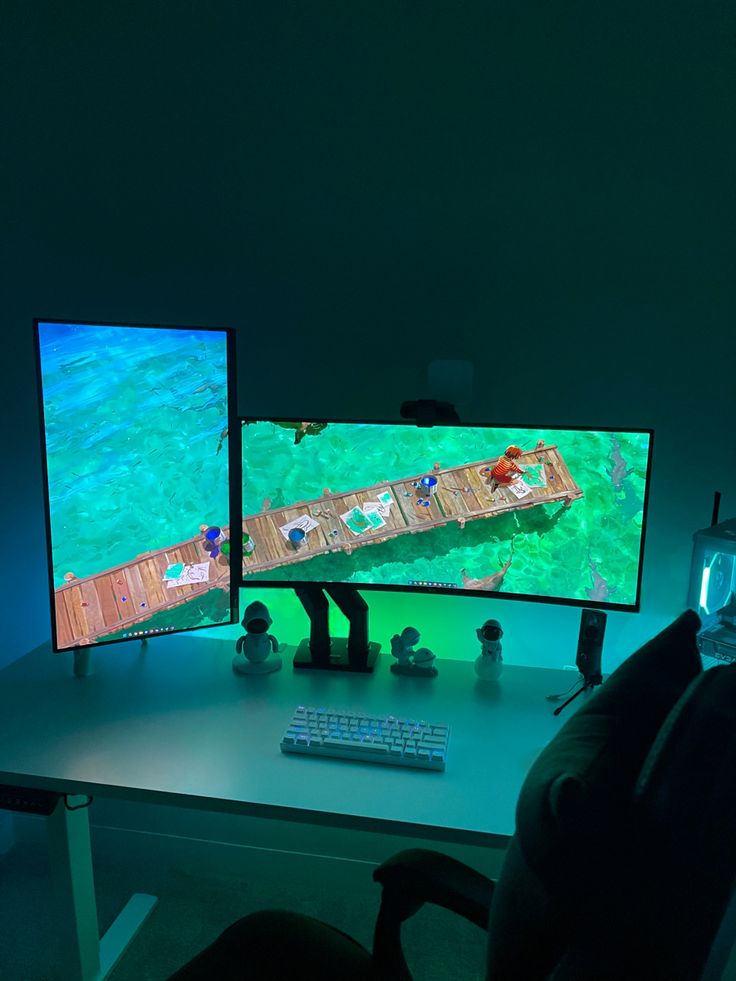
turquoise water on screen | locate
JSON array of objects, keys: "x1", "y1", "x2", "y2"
[
  {"x1": 37, "y1": 322, "x2": 232, "y2": 633},
  {"x1": 243, "y1": 421, "x2": 651, "y2": 607}
]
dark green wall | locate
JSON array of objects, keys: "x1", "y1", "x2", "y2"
[{"x1": 3, "y1": 2, "x2": 734, "y2": 667}]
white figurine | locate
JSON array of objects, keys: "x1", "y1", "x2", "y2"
[
  {"x1": 390, "y1": 626, "x2": 438, "y2": 678},
  {"x1": 475, "y1": 618, "x2": 503, "y2": 681},
  {"x1": 232, "y1": 601, "x2": 282, "y2": 675}
]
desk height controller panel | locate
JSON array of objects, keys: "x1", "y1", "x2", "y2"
[{"x1": 0, "y1": 784, "x2": 61, "y2": 815}]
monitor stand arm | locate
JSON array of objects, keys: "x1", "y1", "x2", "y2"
[{"x1": 293, "y1": 584, "x2": 380, "y2": 673}]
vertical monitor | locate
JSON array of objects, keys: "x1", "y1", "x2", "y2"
[
  {"x1": 35, "y1": 320, "x2": 239, "y2": 650},
  {"x1": 240, "y1": 419, "x2": 653, "y2": 612}
]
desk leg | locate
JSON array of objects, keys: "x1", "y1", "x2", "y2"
[{"x1": 47, "y1": 796, "x2": 157, "y2": 981}]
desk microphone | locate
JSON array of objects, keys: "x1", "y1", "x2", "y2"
[{"x1": 552, "y1": 609, "x2": 607, "y2": 716}]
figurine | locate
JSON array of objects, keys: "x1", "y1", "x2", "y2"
[
  {"x1": 475, "y1": 618, "x2": 503, "y2": 680},
  {"x1": 232, "y1": 600, "x2": 282, "y2": 675},
  {"x1": 390, "y1": 626, "x2": 438, "y2": 678}
]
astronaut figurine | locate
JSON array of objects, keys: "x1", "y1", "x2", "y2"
[
  {"x1": 390, "y1": 626, "x2": 438, "y2": 678},
  {"x1": 232, "y1": 600, "x2": 282, "y2": 675},
  {"x1": 475, "y1": 618, "x2": 503, "y2": 681}
]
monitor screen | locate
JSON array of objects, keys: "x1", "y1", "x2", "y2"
[
  {"x1": 241, "y1": 419, "x2": 653, "y2": 612},
  {"x1": 35, "y1": 320, "x2": 239, "y2": 650}
]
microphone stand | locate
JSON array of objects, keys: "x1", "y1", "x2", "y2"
[{"x1": 552, "y1": 671, "x2": 602, "y2": 717}]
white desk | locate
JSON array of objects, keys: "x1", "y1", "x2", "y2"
[{"x1": 0, "y1": 635, "x2": 572, "y2": 979}]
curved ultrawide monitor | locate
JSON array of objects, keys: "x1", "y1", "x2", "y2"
[
  {"x1": 240, "y1": 418, "x2": 653, "y2": 612},
  {"x1": 35, "y1": 320, "x2": 239, "y2": 651}
]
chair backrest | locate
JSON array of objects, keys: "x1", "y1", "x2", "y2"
[
  {"x1": 626, "y1": 664, "x2": 736, "y2": 980},
  {"x1": 700, "y1": 885, "x2": 736, "y2": 981},
  {"x1": 558, "y1": 663, "x2": 736, "y2": 980},
  {"x1": 483, "y1": 611, "x2": 706, "y2": 981}
]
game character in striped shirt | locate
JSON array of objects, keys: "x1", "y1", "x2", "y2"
[{"x1": 481, "y1": 445, "x2": 524, "y2": 493}]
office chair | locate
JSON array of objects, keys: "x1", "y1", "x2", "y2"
[{"x1": 169, "y1": 612, "x2": 736, "y2": 981}]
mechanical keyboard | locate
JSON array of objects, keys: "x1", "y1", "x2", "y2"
[{"x1": 280, "y1": 705, "x2": 449, "y2": 771}]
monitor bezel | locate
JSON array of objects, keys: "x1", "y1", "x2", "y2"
[
  {"x1": 34, "y1": 318, "x2": 241, "y2": 653},
  {"x1": 239, "y1": 415, "x2": 654, "y2": 613}
]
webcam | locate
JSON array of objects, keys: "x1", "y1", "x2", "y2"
[{"x1": 399, "y1": 399, "x2": 460, "y2": 427}]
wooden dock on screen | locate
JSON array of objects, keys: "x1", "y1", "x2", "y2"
[
  {"x1": 242, "y1": 442, "x2": 583, "y2": 577},
  {"x1": 54, "y1": 534, "x2": 229, "y2": 649}
]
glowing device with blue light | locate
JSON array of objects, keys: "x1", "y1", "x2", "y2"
[
  {"x1": 688, "y1": 517, "x2": 736, "y2": 662},
  {"x1": 241, "y1": 418, "x2": 653, "y2": 612},
  {"x1": 35, "y1": 319, "x2": 239, "y2": 651}
]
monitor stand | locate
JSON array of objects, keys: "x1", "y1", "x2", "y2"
[{"x1": 293, "y1": 584, "x2": 380, "y2": 673}]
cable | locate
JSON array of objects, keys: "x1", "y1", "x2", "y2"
[
  {"x1": 64, "y1": 794, "x2": 94, "y2": 811},
  {"x1": 545, "y1": 676, "x2": 583, "y2": 701}
]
